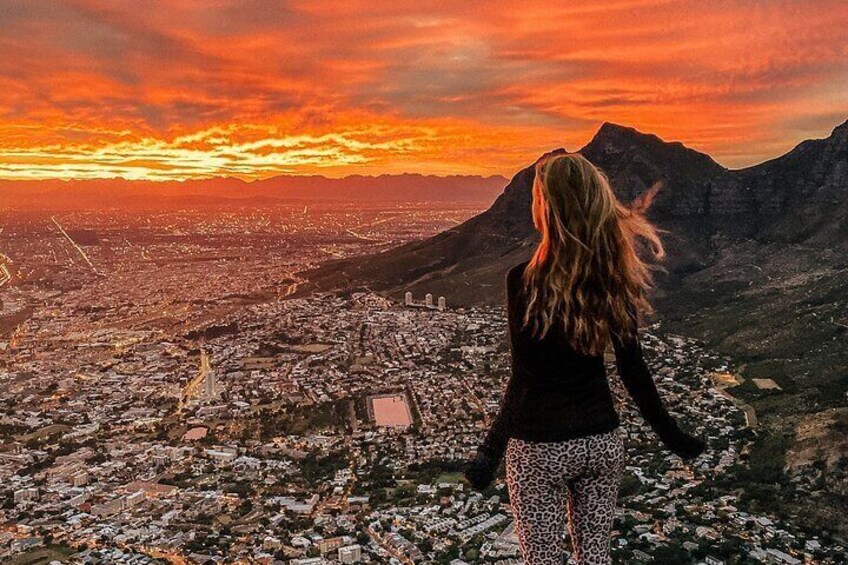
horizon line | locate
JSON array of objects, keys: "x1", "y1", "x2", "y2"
[{"x1": 1, "y1": 117, "x2": 845, "y2": 184}]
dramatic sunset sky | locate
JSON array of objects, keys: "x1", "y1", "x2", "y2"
[{"x1": 1, "y1": 0, "x2": 847, "y2": 181}]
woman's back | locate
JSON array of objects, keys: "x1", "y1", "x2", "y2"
[
  {"x1": 502, "y1": 260, "x2": 622, "y2": 441},
  {"x1": 480, "y1": 258, "x2": 705, "y2": 463}
]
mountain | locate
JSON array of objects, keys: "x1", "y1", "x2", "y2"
[
  {"x1": 0, "y1": 173, "x2": 508, "y2": 210},
  {"x1": 302, "y1": 120, "x2": 848, "y2": 301},
  {"x1": 301, "y1": 119, "x2": 848, "y2": 532},
  {"x1": 734, "y1": 120, "x2": 848, "y2": 245}
]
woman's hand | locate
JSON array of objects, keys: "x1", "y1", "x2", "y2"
[
  {"x1": 665, "y1": 430, "x2": 706, "y2": 461},
  {"x1": 463, "y1": 446, "x2": 502, "y2": 491},
  {"x1": 655, "y1": 417, "x2": 707, "y2": 462}
]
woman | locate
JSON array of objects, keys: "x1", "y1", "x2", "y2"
[{"x1": 464, "y1": 153, "x2": 706, "y2": 565}]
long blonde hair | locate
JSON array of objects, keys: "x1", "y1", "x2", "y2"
[{"x1": 521, "y1": 152, "x2": 667, "y2": 355}]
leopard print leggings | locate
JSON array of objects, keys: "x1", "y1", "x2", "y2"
[{"x1": 505, "y1": 428, "x2": 626, "y2": 565}]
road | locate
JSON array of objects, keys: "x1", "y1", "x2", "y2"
[
  {"x1": 0, "y1": 264, "x2": 10, "y2": 288},
  {"x1": 51, "y1": 215, "x2": 103, "y2": 276},
  {"x1": 710, "y1": 370, "x2": 758, "y2": 429},
  {"x1": 459, "y1": 376, "x2": 488, "y2": 422},
  {"x1": 177, "y1": 349, "x2": 212, "y2": 414},
  {"x1": 282, "y1": 276, "x2": 305, "y2": 297},
  {"x1": 367, "y1": 525, "x2": 416, "y2": 565}
]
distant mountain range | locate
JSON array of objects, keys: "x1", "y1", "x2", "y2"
[
  {"x1": 0, "y1": 173, "x2": 508, "y2": 210},
  {"x1": 302, "y1": 119, "x2": 848, "y2": 532}
]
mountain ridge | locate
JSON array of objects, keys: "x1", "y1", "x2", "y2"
[
  {"x1": 301, "y1": 118, "x2": 848, "y2": 302},
  {"x1": 0, "y1": 173, "x2": 510, "y2": 210}
]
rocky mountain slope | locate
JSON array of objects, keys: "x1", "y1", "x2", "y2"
[{"x1": 302, "y1": 120, "x2": 848, "y2": 299}]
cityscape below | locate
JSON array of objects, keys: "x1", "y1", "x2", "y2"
[{"x1": 0, "y1": 202, "x2": 844, "y2": 564}]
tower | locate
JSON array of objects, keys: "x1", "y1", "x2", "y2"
[
  {"x1": 199, "y1": 349, "x2": 217, "y2": 400},
  {"x1": 437, "y1": 296, "x2": 446, "y2": 311},
  {"x1": 405, "y1": 291, "x2": 413, "y2": 306},
  {"x1": 204, "y1": 369, "x2": 217, "y2": 399},
  {"x1": 425, "y1": 293, "x2": 433, "y2": 308}
]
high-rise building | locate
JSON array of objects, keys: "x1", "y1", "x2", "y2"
[
  {"x1": 425, "y1": 293, "x2": 433, "y2": 308},
  {"x1": 437, "y1": 296, "x2": 446, "y2": 310},
  {"x1": 204, "y1": 369, "x2": 216, "y2": 399},
  {"x1": 404, "y1": 291, "x2": 413, "y2": 305}
]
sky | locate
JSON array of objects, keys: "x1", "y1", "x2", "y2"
[{"x1": 1, "y1": 0, "x2": 847, "y2": 181}]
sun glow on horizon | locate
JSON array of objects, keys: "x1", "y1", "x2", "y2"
[{"x1": 0, "y1": 117, "x2": 566, "y2": 181}]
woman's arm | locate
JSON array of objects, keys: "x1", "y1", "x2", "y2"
[
  {"x1": 479, "y1": 265, "x2": 525, "y2": 459},
  {"x1": 610, "y1": 302, "x2": 705, "y2": 460},
  {"x1": 464, "y1": 371, "x2": 517, "y2": 491},
  {"x1": 479, "y1": 361, "x2": 520, "y2": 459},
  {"x1": 464, "y1": 266, "x2": 524, "y2": 490}
]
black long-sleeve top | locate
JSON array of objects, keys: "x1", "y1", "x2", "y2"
[{"x1": 480, "y1": 260, "x2": 686, "y2": 459}]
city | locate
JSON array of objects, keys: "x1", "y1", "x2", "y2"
[{"x1": 0, "y1": 207, "x2": 844, "y2": 564}]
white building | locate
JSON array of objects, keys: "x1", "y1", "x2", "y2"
[
  {"x1": 14, "y1": 488, "x2": 38, "y2": 503},
  {"x1": 338, "y1": 544, "x2": 362, "y2": 563},
  {"x1": 291, "y1": 558, "x2": 326, "y2": 565}
]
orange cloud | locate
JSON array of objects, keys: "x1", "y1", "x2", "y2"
[{"x1": 1, "y1": 0, "x2": 847, "y2": 180}]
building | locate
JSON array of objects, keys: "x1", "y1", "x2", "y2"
[
  {"x1": 338, "y1": 544, "x2": 362, "y2": 563},
  {"x1": 13, "y1": 487, "x2": 38, "y2": 503},
  {"x1": 405, "y1": 291, "x2": 413, "y2": 305},
  {"x1": 425, "y1": 293, "x2": 433, "y2": 308},
  {"x1": 764, "y1": 548, "x2": 802, "y2": 565},
  {"x1": 203, "y1": 369, "x2": 216, "y2": 399},
  {"x1": 290, "y1": 558, "x2": 326, "y2": 565},
  {"x1": 437, "y1": 296, "x2": 446, "y2": 310}
]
